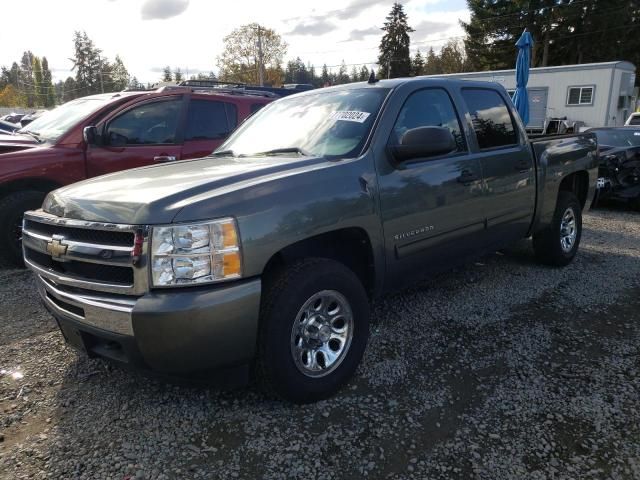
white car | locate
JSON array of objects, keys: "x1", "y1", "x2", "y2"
[{"x1": 625, "y1": 112, "x2": 640, "y2": 126}]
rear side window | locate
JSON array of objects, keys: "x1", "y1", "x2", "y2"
[
  {"x1": 107, "y1": 97, "x2": 182, "y2": 145},
  {"x1": 185, "y1": 100, "x2": 237, "y2": 141},
  {"x1": 391, "y1": 88, "x2": 466, "y2": 152},
  {"x1": 462, "y1": 88, "x2": 518, "y2": 149},
  {"x1": 251, "y1": 103, "x2": 266, "y2": 114}
]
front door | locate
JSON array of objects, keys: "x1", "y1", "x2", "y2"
[
  {"x1": 86, "y1": 96, "x2": 185, "y2": 178},
  {"x1": 377, "y1": 87, "x2": 486, "y2": 289},
  {"x1": 527, "y1": 88, "x2": 548, "y2": 129},
  {"x1": 460, "y1": 88, "x2": 536, "y2": 246}
]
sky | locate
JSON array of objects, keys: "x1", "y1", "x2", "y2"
[{"x1": 0, "y1": 0, "x2": 470, "y2": 84}]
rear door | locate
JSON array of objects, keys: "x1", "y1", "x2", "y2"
[
  {"x1": 377, "y1": 87, "x2": 485, "y2": 288},
  {"x1": 460, "y1": 87, "x2": 535, "y2": 245},
  {"x1": 181, "y1": 98, "x2": 238, "y2": 159},
  {"x1": 86, "y1": 95, "x2": 185, "y2": 177}
]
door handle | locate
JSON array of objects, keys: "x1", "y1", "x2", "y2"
[
  {"x1": 154, "y1": 155, "x2": 177, "y2": 163},
  {"x1": 457, "y1": 169, "x2": 478, "y2": 184}
]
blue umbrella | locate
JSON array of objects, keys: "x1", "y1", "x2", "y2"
[{"x1": 512, "y1": 30, "x2": 534, "y2": 125}]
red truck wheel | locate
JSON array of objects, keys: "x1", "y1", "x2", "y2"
[{"x1": 0, "y1": 191, "x2": 45, "y2": 267}]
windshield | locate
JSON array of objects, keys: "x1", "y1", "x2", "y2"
[
  {"x1": 218, "y1": 88, "x2": 390, "y2": 158},
  {"x1": 595, "y1": 129, "x2": 640, "y2": 148},
  {"x1": 17, "y1": 97, "x2": 115, "y2": 142}
]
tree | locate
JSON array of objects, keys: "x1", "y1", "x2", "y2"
[
  {"x1": 217, "y1": 23, "x2": 287, "y2": 85},
  {"x1": 378, "y1": 3, "x2": 414, "y2": 78},
  {"x1": 41, "y1": 57, "x2": 56, "y2": 107},
  {"x1": 439, "y1": 40, "x2": 468, "y2": 73},
  {"x1": 424, "y1": 47, "x2": 441, "y2": 75},
  {"x1": 462, "y1": 0, "x2": 640, "y2": 71},
  {"x1": 321, "y1": 64, "x2": 330, "y2": 86},
  {"x1": 19, "y1": 51, "x2": 36, "y2": 107},
  {"x1": 62, "y1": 76, "x2": 78, "y2": 102},
  {"x1": 358, "y1": 65, "x2": 370, "y2": 81},
  {"x1": 162, "y1": 66, "x2": 173, "y2": 82},
  {"x1": 0, "y1": 85, "x2": 24, "y2": 107},
  {"x1": 70, "y1": 31, "x2": 103, "y2": 96},
  {"x1": 33, "y1": 57, "x2": 44, "y2": 105},
  {"x1": 336, "y1": 61, "x2": 350, "y2": 84},
  {"x1": 412, "y1": 50, "x2": 425, "y2": 76},
  {"x1": 174, "y1": 68, "x2": 183, "y2": 83},
  {"x1": 109, "y1": 55, "x2": 130, "y2": 91}
]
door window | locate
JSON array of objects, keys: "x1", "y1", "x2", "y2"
[
  {"x1": 185, "y1": 100, "x2": 237, "y2": 141},
  {"x1": 390, "y1": 88, "x2": 466, "y2": 152},
  {"x1": 106, "y1": 98, "x2": 182, "y2": 146},
  {"x1": 462, "y1": 89, "x2": 518, "y2": 149}
]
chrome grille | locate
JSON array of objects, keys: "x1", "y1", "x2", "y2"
[{"x1": 22, "y1": 210, "x2": 149, "y2": 295}]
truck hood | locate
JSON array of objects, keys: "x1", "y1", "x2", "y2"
[
  {"x1": 0, "y1": 133, "x2": 41, "y2": 154},
  {"x1": 44, "y1": 155, "x2": 329, "y2": 224}
]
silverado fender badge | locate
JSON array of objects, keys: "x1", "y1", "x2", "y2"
[{"x1": 394, "y1": 225, "x2": 435, "y2": 241}]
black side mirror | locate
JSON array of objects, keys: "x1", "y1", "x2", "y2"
[
  {"x1": 83, "y1": 126, "x2": 99, "y2": 146},
  {"x1": 390, "y1": 126, "x2": 456, "y2": 164}
]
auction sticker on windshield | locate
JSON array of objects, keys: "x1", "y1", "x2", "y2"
[{"x1": 330, "y1": 111, "x2": 371, "y2": 123}]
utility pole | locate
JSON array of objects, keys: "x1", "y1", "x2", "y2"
[
  {"x1": 257, "y1": 25, "x2": 264, "y2": 86},
  {"x1": 98, "y1": 54, "x2": 104, "y2": 93}
]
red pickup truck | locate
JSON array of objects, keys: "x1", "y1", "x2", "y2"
[{"x1": 0, "y1": 85, "x2": 274, "y2": 266}]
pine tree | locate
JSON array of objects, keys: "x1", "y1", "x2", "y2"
[
  {"x1": 321, "y1": 64, "x2": 330, "y2": 86},
  {"x1": 358, "y1": 65, "x2": 370, "y2": 81},
  {"x1": 71, "y1": 31, "x2": 103, "y2": 96},
  {"x1": 174, "y1": 68, "x2": 183, "y2": 83},
  {"x1": 350, "y1": 65, "x2": 359, "y2": 83},
  {"x1": 41, "y1": 57, "x2": 56, "y2": 107},
  {"x1": 162, "y1": 66, "x2": 173, "y2": 82},
  {"x1": 32, "y1": 57, "x2": 44, "y2": 105},
  {"x1": 412, "y1": 50, "x2": 425, "y2": 76},
  {"x1": 110, "y1": 55, "x2": 130, "y2": 91},
  {"x1": 337, "y1": 61, "x2": 350, "y2": 84},
  {"x1": 62, "y1": 77, "x2": 78, "y2": 102},
  {"x1": 424, "y1": 47, "x2": 441, "y2": 75},
  {"x1": 19, "y1": 51, "x2": 36, "y2": 107},
  {"x1": 378, "y1": 3, "x2": 414, "y2": 78}
]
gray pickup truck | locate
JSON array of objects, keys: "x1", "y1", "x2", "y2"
[{"x1": 23, "y1": 78, "x2": 598, "y2": 403}]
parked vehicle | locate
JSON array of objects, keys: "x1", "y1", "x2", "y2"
[
  {"x1": 588, "y1": 126, "x2": 640, "y2": 209},
  {"x1": 625, "y1": 112, "x2": 640, "y2": 126},
  {"x1": 19, "y1": 110, "x2": 46, "y2": 127},
  {"x1": 0, "y1": 84, "x2": 277, "y2": 266},
  {"x1": 0, "y1": 119, "x2": 19, "y2": 134},
  {"x1": 24, "y1": 78, "x2": 598, "y2": 403},
  {"x1": 1, "y1": 113, "x2": 25, "y2": 124}
]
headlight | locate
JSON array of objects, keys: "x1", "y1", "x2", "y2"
[{"x1": 150, "y1": 218, "x2": 241, "y2": 287}]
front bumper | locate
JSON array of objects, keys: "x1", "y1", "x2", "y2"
[{"x1": 36, "y1": 274, "x2": 262, "y2": 378}]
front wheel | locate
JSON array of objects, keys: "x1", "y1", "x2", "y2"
[
  {"x1": 533, "y1": 191, "x2": 582, "y2": 266},
  {"x1": 256, "y1": 258, "x2": 370, "y2": 403}
]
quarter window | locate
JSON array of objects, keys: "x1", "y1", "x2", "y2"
[
  {"x1": 185, "y1": 100, "x2": 237, "y2": 141},
  {"x1": 107, "y1": 98, "x2": 182, "y2": 145},
  {"x1": 461, "y1": 88, "x2": 518, "y2": 149},
  {"x1": 391, "y1": 88, "x2": 466, "y2": 152},
  {"x1": 567, "y1": 86, "x2": 594, "y2": 105}
]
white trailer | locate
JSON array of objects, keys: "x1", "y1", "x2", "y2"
[{"x1": 433, "y1": 61, "x2": 636, "y2": 130}]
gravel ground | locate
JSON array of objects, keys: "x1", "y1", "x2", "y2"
[{"x1": 1, "y1": 208, "x2": 640, "y2": 480}]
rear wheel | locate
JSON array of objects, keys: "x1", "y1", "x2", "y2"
[
  {"x1": 533, "y1": 191, "x2": 582, "y2": 267},
  {"x1": 256, "y1": 258, "x2": 370, "y2": 403},
  {"x1": 0, "y1": 190, "x2": 45, "y2": 267}
]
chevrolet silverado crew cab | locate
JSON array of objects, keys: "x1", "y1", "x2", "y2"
[
  {"x1": 0, "y1": 82, "x2": 277, "y2": 266},
  {"x1": 24, "y1": 78, "x2": 598, "y2": 403}
]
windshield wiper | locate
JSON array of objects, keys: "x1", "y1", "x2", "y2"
[
  {"x1": 253, "y1": 147, "x2": 310, "y2": 156},
  {"x1": 210, "y1": 149, "x2": 237, "y2": 157},
  {"x1": 17, "y1": 130, "x2": 44, "y2": 143}
]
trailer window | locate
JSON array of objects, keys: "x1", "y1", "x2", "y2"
[
  {"x1": 461, "y1": 88, "x2": 518, "y2": 150},
  {"x1": 567, "y1": 86, "x2": 594, "y2": 106}
]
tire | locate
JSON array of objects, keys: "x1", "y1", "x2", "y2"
[
  {"x1": 533, "y1": 191, "x2": 582, "y2": 267},
  {"x1": 0, "y1": 190, "x2": 45, "y2": 268},
  {"x1": 256, "y1": 258, "x2": 370, "y2": 403}
]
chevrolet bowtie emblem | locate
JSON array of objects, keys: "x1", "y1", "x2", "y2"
[{"x1": 46, "y1": 238, "x2": 68, "y2": 258}]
